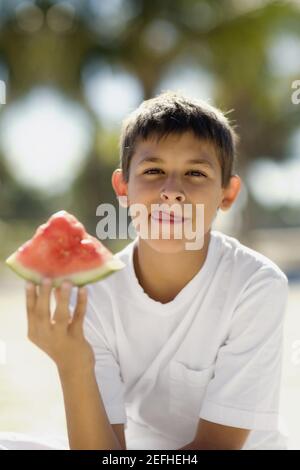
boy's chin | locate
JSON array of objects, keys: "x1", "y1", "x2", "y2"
[{"x1": 139, "y1": 236, "x2": 191, "y2": 254}]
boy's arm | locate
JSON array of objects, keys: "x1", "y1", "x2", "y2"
[
  {"x1": 25, "y1": 279, "x2": 124, "y2": 450},
  {"x1": 177, "y1": 419, "x2": 250, "y2": 450},
  {"x1": 178, "y1": 272, "x2": 288, "y2": 451},
  {"x1": 58, "y1": 364, "x2": 123, "y2": 450}
]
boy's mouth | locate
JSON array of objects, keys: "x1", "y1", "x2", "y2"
[{"x1": 150, "y1": 210, "x2": 190, "y2": 224}]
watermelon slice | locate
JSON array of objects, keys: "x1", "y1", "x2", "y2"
[{"x1": 5, "y1": 210, "x2": 125, "y2": 287}]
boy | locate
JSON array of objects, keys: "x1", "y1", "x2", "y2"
[{"x1": 18, "y1": 91, "x2": 289, "y2": 450}]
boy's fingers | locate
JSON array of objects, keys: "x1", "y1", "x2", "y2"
[
  {"x1": 25, "y1": 282, "x2": 37, "y2": 315},
  {"x1": 54, "y1": 287, "x2": 61, "y2": 303},
  {"x1": 36, "y1": 278, "x2": 52, "y2": 318},
  {"x1": 73, "y1": 287, "x2": 87, "y2": 327},
  {"x1": 53, "y1": 281, "x2": 72, "y2": 323}
]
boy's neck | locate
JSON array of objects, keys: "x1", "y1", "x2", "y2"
[{"x1": 133, "y1": 231, "x2": 211, "y2": 304}]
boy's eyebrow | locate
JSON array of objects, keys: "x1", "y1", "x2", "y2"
[{"x1": 137, "y1": 155, "x2": 215, "y2": 169}]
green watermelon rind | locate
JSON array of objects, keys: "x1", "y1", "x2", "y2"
[{"x1": 5, "y1": 252, "x2": 125, "y2": 287}]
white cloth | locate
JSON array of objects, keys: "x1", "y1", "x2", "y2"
[
  {"x1": 67, "y1": 230, "x2": 289, "y2": 450},
  {"x1": 0, "y1": 229, "x2": 288, "y2": 450},
  {"x1": 0, "y1": 432, "x2": 69, "y2": 450}
]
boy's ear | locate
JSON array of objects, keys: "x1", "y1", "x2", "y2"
[
  {"x1": 219, "y1": 175, "x2": 242, "y2": 211},
  {"x1": 111, "y1": 169, "x2": 129, "y2": 208}
]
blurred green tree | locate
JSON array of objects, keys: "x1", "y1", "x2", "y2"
[{"x1": 0, "y1": 0, "x2": 299, "y2": 243}]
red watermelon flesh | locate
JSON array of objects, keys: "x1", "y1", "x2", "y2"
[{"x1": 5, "y1": 210, "x2": 125, "y2": 287}]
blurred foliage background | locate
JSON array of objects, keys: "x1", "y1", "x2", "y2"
[
  {"x1": 0, "y1": 0, "x2": 300, "y2": 448},
  {"x1": 0, "y1": 0, "x2": 299, "y2": 274}
]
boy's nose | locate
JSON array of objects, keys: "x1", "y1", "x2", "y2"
[{"x1": 160, "y1": 189, "x2": 185, "y2": 202}]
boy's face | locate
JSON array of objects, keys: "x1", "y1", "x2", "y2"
[{"x1": 112, "y1": 131, "x2": 241, "y2": 253}]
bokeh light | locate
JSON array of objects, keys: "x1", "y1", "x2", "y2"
[
  {"x1": 0, "y1": 87, "x2": 93, "y2": 194},
  {"x1": 82, "y1": 59, "x2": 144, "y2": 128}
]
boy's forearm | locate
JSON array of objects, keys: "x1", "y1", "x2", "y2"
[
  {"x1": 177, "y1": 441, "x2": 197, "y2": 450},
  {"x1": 58, "y1": 365, "x2": 122, "y2": 450}
]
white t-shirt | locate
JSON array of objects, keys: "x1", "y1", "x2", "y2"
[{"x1": 69, "y1": 230, "x2": 289, "y2": 450}]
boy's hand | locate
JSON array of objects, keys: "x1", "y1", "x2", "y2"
[{"x1": 25, "y1": 278, "x2": 95, "y2": 374}]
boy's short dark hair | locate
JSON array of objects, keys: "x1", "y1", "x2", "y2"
[{"x1": 118, "y1": 90, "x2": 238, "y2": 188}]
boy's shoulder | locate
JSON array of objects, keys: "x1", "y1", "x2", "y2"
[
  {"x1": 103, "y1": 232, "x2": 288, "y2": 285},
  {"x1": 213, "y1": 229, "x2": 288, "y2": 284},
  {"x1": 87, "y1": 232, "x2": 288, "y2": 301}
]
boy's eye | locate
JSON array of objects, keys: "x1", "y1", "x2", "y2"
[
  {"x1": 187, "y1": 170, "x2": 207, "y2": 177},
  {"x1": 143, "y1": 168, "x2": 163, "y2": 174},
  {"x1": 143, "y1": 168, "x2": 207, "y2": 177}
]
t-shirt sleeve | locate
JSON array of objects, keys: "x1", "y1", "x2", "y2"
[
  {"x1": 199, "y1": 269, "x2": 289, "y2": 431},
  {"x1": 69, "y1": 286, "x2": 127, "y2": 426}
]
